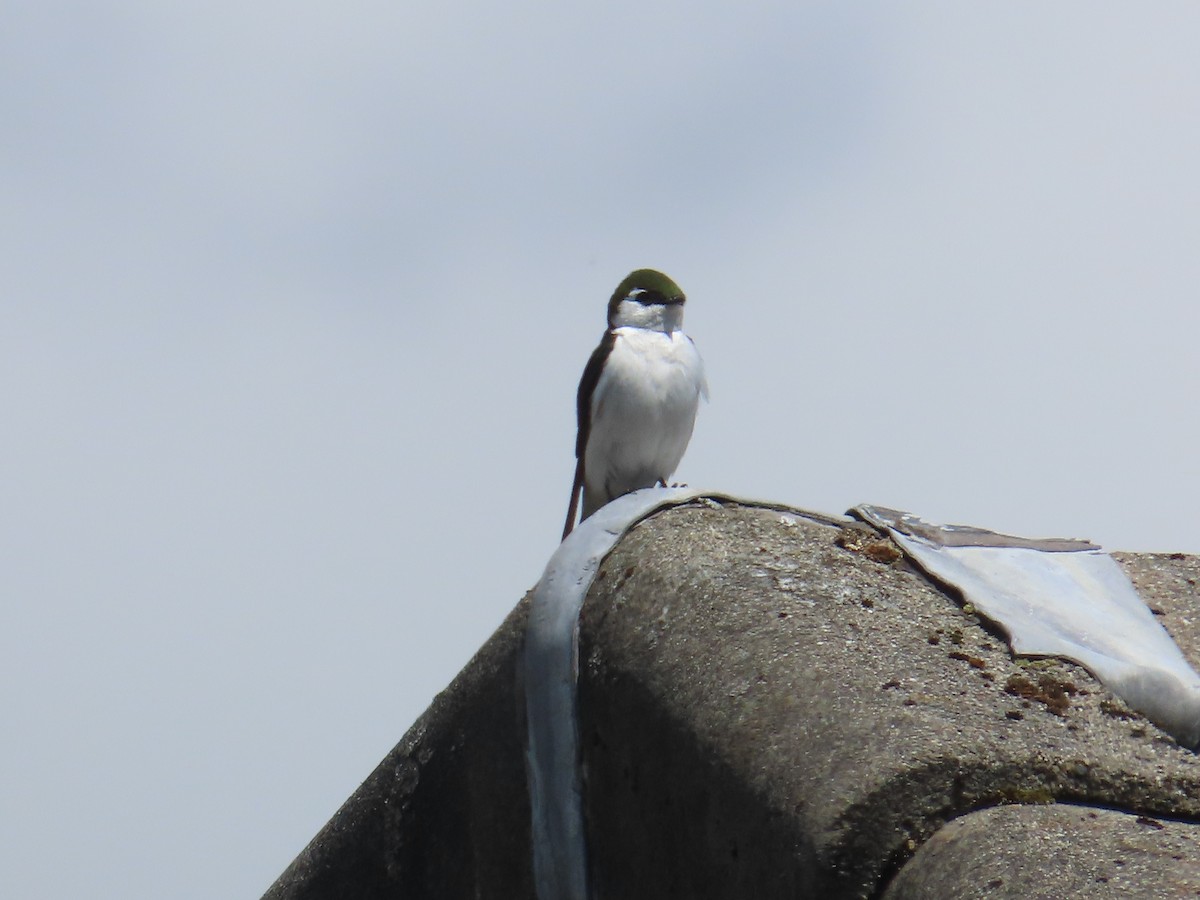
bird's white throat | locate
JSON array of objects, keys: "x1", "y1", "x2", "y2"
[{"x1": 611, "y1": 297, "x2": 685, "y2": 333}]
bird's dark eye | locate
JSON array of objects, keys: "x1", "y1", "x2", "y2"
[{"x1": 628, "y1": 289, "x2": 667, "y2": 305}]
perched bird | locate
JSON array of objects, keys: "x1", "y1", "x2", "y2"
[{"x1": 562, "y1": 268, "x2": 707, "y2": 539}]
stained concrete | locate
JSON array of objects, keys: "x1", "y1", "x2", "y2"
[{"x1": 263, "y1": 500, "x2": 1200, "y2": 898}]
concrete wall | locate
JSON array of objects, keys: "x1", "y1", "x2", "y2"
[
  {"x1": 264, "y1": 501, "x2": 1200, "y2": 898},
  {"x1": 263, "y1": 599, "x2": 534, "y2": 898}
]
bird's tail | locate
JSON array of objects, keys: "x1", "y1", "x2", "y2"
[{"x1": 561, "y1": 458, "x2": 584, "y2": 540}]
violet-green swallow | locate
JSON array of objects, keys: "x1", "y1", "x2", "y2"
[{"x1": 562, "y1": 268, "x2": 707, "y2": 539}]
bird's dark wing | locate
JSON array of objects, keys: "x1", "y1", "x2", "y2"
[
  {"x1": 575, "y1": 330, "x2": 616, "y2": 459},
  {"x1": 563, "y1": 330, "x2": 616, "y2": 539}
]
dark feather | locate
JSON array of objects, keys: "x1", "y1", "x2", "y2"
[
  {"x1": 562, "y1": 329, "x2": 616, "y2": 538},
  {"x1": 574, "y1": 329, "x2": 615, "y2": 458}
]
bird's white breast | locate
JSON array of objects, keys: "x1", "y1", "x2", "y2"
[{"x1": 583, "y1": 326, "x2": 706, "y2": 511}]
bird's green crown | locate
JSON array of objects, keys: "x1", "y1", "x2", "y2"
[{"x1": 607, "y1": 268, "x2": 685, "y2": 323}]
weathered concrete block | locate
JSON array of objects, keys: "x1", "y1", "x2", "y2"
[
  {"x1": 882, "y1": 804, "x2": 1200, "y2": 898},
  {"x1": 264, "y1": 501, "x2": 1200, "y2": 898}
]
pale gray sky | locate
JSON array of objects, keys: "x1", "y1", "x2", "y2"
[{"x1": 3, "y1": 3, "x2": 1199, "y2": 897}]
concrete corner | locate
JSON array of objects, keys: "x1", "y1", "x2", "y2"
[{"x1": 263, "y1": 600, "x2": 533, "y2": 899}]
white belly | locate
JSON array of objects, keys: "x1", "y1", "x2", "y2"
[{"x1": 582, "y1": 327, "x2": 706, "y2": 516}]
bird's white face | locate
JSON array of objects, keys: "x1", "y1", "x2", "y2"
[{"x1": 610, "y1": 290, "x2": 685, "y2": 334}]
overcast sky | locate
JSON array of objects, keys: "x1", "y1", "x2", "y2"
[{"x1": 4, "y1": 3, "x2": 1199, "y2": 897}]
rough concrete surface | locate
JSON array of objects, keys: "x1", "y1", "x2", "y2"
[
  {"x1": 263, "y1": 500, "x2": 1200, "y2": 898},
  {"x1": 579, "y1": 502, "x2": 1200, "y2": 898},
  {"x1": 882, "y1": 803, "x2": 1200, "y2": 898}
]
